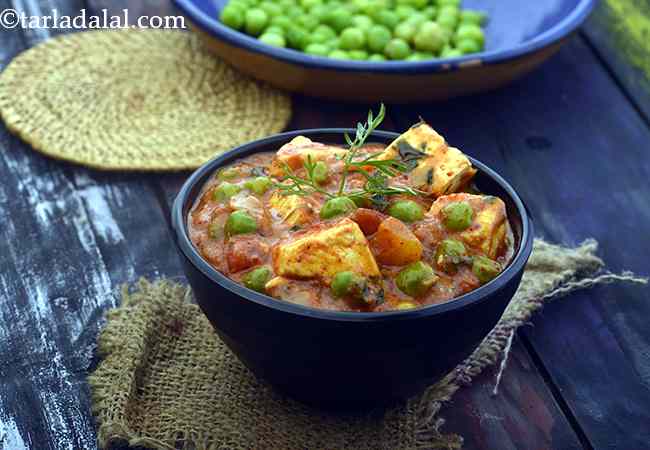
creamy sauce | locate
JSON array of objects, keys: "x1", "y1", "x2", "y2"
[{"x1": 188, "y1": 142, "x2": 513, "y2": 312}]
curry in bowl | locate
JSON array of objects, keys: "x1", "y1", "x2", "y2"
[{"x1": 188, "y1": 107, "x2": 513, "y2": 312}]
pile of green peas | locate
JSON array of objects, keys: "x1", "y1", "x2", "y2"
[{"x1": 219, "y1": 0, "x2": 487, "y2": 61}]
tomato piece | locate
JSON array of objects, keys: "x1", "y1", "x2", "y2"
[
  {"x1": 226, "y1": 236, "x2": 270, "y2": 273},
  {"x1": 370, "y1": 217, "x2": 423, "y2": 266},
  {"x1": 350, "y1": 208, "x2": 386, "y2": 235}
]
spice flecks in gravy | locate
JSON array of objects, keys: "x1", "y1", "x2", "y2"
[{"x1": 189, "y1": 123, "x2": 513, "y2": 312}]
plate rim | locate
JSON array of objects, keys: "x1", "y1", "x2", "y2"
[{"x1": 173, "y1": 0, "x2": 596, "y2": 73}]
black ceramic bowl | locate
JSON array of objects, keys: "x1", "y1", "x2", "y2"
[{"x1": 172, "y1": 129, "x2": 534, "y2": 409}]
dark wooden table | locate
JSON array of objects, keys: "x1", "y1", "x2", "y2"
[{"x1": 1, "y1": 1, "x2": 649, "y2": 449}]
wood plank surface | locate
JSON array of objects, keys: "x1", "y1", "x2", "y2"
[
  {"x1": 392, "y1": 34, "x2": 650, "y2": 449},
  {"x1": 0, "y1": 1, "x2": 185, "y2": 449},
  {"x1": 582, "y1": 0, "x2": 650, "y2": 120},
  {"x1": 442, "y1": 343, "x2": 584, "y2": 450},
  {"x1": 1, "y1": 0, "x2": 649, "y2": 448}
]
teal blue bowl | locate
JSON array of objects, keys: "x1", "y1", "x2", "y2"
[{"x1": 173, "y1": 0, "x2": 595, "y2": 102}]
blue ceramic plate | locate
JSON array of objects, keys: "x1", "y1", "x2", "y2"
[{"x1": 174, "y1": 0, "x2": 596, "y2": 102}]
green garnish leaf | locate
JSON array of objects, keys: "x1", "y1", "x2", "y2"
[
  {"x1": 397, "y1": 140, "x2": 427, "y2": 171},
  {"x1": 278, "y1": 104, "x2": 426, "y2": 207}
]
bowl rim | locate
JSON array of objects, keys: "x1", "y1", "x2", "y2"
[
  {"x1": 172, "y1": 128, "x2": 534, "y2": 322},
  {"x1": 173, "y1": 0, "x2": 595, "y2": 73}
]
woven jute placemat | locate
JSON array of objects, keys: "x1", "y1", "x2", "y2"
[
  {"x1": 89, "y1": 239, "x2": 646, "y2": 450},
  {"x1": 0, "y1": 29, "x2": 291, "y2": 171}
]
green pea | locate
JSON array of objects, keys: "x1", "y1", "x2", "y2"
[
  {"x1": 300, "y1": 0, "x2": 322, "y2": 9},
  {"x1": 286, "y1": 26, "x2": 310, "y2": 50},
  {"x1": 359, "y1": 0, "x2": 386, "y2": 15},
  {"x1": 414, "y1": 21, "x2": 446, "y2": 53},
  {"x1": 455, "y1": 24, "x2": 485, "y2": 47},
  {"x1": 351, "y1": 14, "x2": 374, "y2": 31},
  {"x1": 259, "y1": 1, "x2": 282, "y2": 17},
  {"x1": 340, "y1": 27, "x2": 367, "y2": 50},
  {"x1": 437, "y1": 13, "x2": 458, "y2": 31},
  {"x1": 396, "y1": 261, "x2": 438, "y2": 297},
  {"x1": 315, "y1": 24, "x2": 337, "y2": 39},
  {"x1": 331, "y1": 271, "x2": 367, "y2": 298},
  {"x1": 213, "y1": 182, "x2": 241, "y2": 202},
  {"x1": 264, "y1": 25, "x2": 285, "y2": 35},
  {"x1": 312, "y1": 161, "x2": 329, "y2": 183},
  {"x1": 225, "y1": 210, "x2": 258, "y2": 235},
  {"x1": 440, "y1": 46, "x2": 463, "y2": 58},
  {"x1": 270, "y1": 15, "x2": 292, "y2": 31},
  {"x1": 220, "y1": 6, "x2": 245, "y2": 29},
  {"x1": 387, "y1": 200, "x2": 424, "y2": 222},
  {"x1": 422, "y1": 6, "x2": 437, "y2": 19},
  {"x1": 326, "y1": 8, "x2": 353, "y2": 32},
  {"x1": 394, "y1": 21, "x2": 417, "y2": 42},
  {"x1": 416, "y1": 51, "x2": 434, "y2": 60},
  {"x1": 296, "y1": 13, "x2": 319, "y2": 29},
  {"x1": 259, "y1": 33, "x2": 286, "y2": 47},
  {"x1": 243, "y1": 266, "x2": 272, "y2": 293},
  {"x1": 441, "y1": 201, "x2": 473, "y2": 231},
  {"x1": 320, "y1": 196, "x2": 357, "y2": 219},
  {"x1": 396, "y1": 0, "x2": 428, "y2": 8},
  {"x1": 434, "y1": 239, "x2": 466, "y2": 273},
  {"x1": 456, "y1": 38, "x2": 482, "y2": 54},
  {"x1": 329, "y1": 49, "x2": 350, "y2": 59},
  {"x1": 286, "y1": 5, "x2": 305, "y2": 18},
  {"x1": 310, "y1": 4, "x2": 329, "y2": 21},
  {"x1": 438, "y1": 5, "x2": 460, "y2": 19},
  {"x1": 472, "y1": 256, "x2": 502, "y2": 284},
  {"x1": 385, "y1": 38, "x2": 411, "y2": 60},
  {"x1": 367, "y1": 24, "x2": 392, "y2": 53},
  {"x1": 305, "y1": 43, "x2": 330, "y2": 56},
  {"x1": 351, "y1": 0, "x2": 372, "y2": 13},
  {"x1": 245, "y1": 9, "x2": 269, "y2": 36},
  {"x1": 217, "y1": 167, "x2": 240, "y2": 180},
  {"x1": 394, "y1": 5, "x2": 416, "y2": 21},
  {"x1": 348, "y1": 49, "x2": 369, "y2": 60},
  {"x1": 406, "y1": 12, "x2": 427, "y2": 27},
  {"x1": 309, "y1": 31, "x2": 330, "y2": 45},
  {"x1": 244, "y1": 176, "x2": 272, "y2": 195},
  {"x1": 373, "y1": 10, "x2": 399, "y2": 30},
  {"x1": 460, "y1": 10, "x2": 487, "y2": 26},
  {"x1": 368, "y1": 53, "x2": 387, "y2": 61}
]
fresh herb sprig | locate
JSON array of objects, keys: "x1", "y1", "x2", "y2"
[
  {"x1": 277, "y1": 104, "x2": 424, "y2": 205},
  {"x1": 338, "y1": 104, "x2": 388, "y2": 196},
  {"x1": 275, "y1": 156, "x2": 336, "y2": 199}
]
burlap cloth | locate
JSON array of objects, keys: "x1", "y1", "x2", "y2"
[
  {"x1": 0, "y1": 29, "x2": 291, "y2": 171},
  {"x1": 89, "y1": 239, "x2": 646, "y2": 449}
]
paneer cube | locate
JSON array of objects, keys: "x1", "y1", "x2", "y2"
[
  {"x1": 272, "y1": 218, "x2": 380, "y2": 281},
  {"x1": 265, "y1": 276, "x2": 317, "y2": 307},
  {"x1": 268, "y1": 192, "x2": 316, "y2": 227},
  {"x1": 380, "y1": 123, "x2": 476, "y2": 197},
  {"x1": 269, "y1": 136, "x2": 347, "y2": 177},
  {"x1": 429, "y1": 193, "x2": 508, "y2": 259}
]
